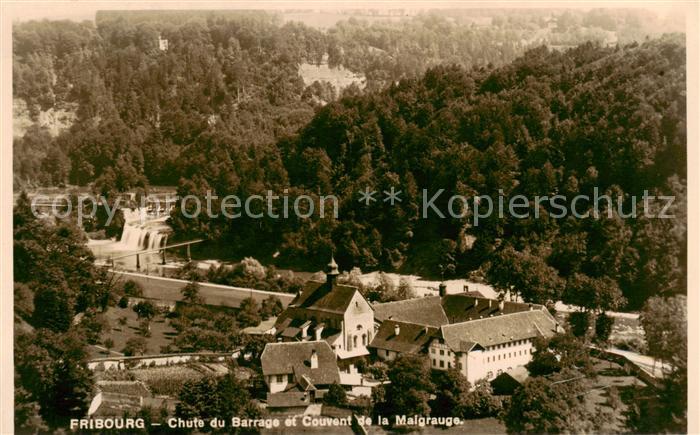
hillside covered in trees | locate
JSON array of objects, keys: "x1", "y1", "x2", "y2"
[
  {"x1": 179, "y1": 36, "x2": 686, "y2": 310},
  {"x1": 13, "y1": 12, "x2": 686, "y2": 309},
  {"x1": 14, "y1": 9, "x2": 680, "y2": 188}
]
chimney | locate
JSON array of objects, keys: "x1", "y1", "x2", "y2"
[
  {"x1": 315, "y1": 325, "x2": 324, "y2": 341},
  {"x1": 439, "y1": 283, "x2": 447, "y2": 297},
  {"x1": 325, "y1": 256, "x2": 339, "y2": 289},
  {"x1": 310, "y1": 350, "x2": 318, "y2": 369},
  {"x1": 394, "y1": 325, "x2": 400, "y2": 336}
]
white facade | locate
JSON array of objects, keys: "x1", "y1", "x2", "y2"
[
  {"x1": 285, "y1": 290, "x2": 374, "y2": 360},
  {"x1": 158, "y1": 36, "x2": 168, "y2": 51},
  {"x1": 337, "y1": 292, "x2": 374, "y2": 359},
  {"x1": 266, "y1": 374, "x2": 294, "y2": 394},
  {"x1": 429, "y1": 338, "x2": 535, "y2": 385}
]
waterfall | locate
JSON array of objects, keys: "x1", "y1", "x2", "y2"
[{"x1": 118, "y1": 208, "x2": 171, "y2": 251}]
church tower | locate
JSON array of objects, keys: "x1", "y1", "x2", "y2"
[{"x1": 325, "y1": 255, "x2": 339, "y2": 289}]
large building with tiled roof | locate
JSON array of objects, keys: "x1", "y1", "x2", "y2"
[
  {"x1": 372, "y1": 295, "x2": 449, "y2": 327},
  {"x1": 429, "y1": 308, "x2": 559, "y2": 384},
  {"x1": 370, "y1": 285, "x2": 560, "y2": 384},
  {"x1": 271, "y1": 257, "x2": 560, "y2": 386},
  {"x1": 370, "y1": 320, "x2": 439, "y2": 361},
  {"x1": 372, "y1": 288, "x2": 543, "y2": 327},
  {"x1": 273, "y1": 257, "x2": 374, "y2": 360}
]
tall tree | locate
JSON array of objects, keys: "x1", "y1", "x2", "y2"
[
  {"x1": 374, "y1": 355, "x2": 434, "y2": 423},
  {"x1": 503, "y1": 373, "x2": 596, "y2": 433},
  {"x1": 237, "y1": 297, "x2": 261, "y2": 328},
  {"x1": 15, "y1": 329, "x2": 93, "y2": 429},
  {"x1": 176, "y1": 374, "x2": 259, "y2": 425},
  {"x1": 487, "y1": 246, "x2": 563, "y2": 304}
]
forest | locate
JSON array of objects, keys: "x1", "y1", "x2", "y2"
[{"x1": 13, "y1": 11, "x2": 686, "y2": 310}]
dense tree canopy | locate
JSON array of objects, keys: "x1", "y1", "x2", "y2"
[
  {"x1": 13, "y1": 193, "x2": 119, "y2": 430},
  {"x1": 278, "y1": 36, "x2": 686, "y2": 309},
  {"x1": 503, "y1": 372, "x2": 597, "y2": 433},
  {"x1": 13, "y1": 13, "x2": 685, "y2": 312},
  {"x1": 176, "y1": 373, "x2": 259, "y2": 429}
]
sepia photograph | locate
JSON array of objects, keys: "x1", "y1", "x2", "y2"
[{"x1": 1, "y1": 1, "x2": 697, "y2": 433}]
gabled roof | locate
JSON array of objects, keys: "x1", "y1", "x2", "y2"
[
  {"x1": 291, "y1": 280, "x2": 363, "y2": 314},
  {"x1": 373, "y1": 293, "x2": 546, "y2": 327},
  {"x1": 439, "y1": 309, "x2": 558, "y2": 351},
  {"x1": 369, "y1": 320, "x2": 439, "y2": 354},
  {"x1": 261, "y1": 341, "x2": 340, "y2": 386},
  {"x1": 372, "y1": 296, "x2": 448, "y2": 327},
  {"x1": 456, "y1": 341, "x2": 485, "y2": 352},
  {"x1": 441, "y1": 294, "x2": 545, "y2": 324}
]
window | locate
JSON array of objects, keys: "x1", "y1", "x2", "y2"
[
  {"x1": 362, "y1": 334, "x2": 367, "y2": 346},
  {"x1": 440, "y1": 350, "x2": 444, "y2": 356},
  {"x1": 353, "y1": 335, "x2": 358, "y2": 348},
  {"x1": 275, "y1": 375, "x2": 284, "y2": 383},
  {"x1": 487, "y1": 371, "x2": 493, "y2": 378},
  {"x1": 487, "y1": 357, "x2": 490, "y2": 363},
  {"x1": 458, "y1": 363, "x2": 462, "y2": 369},
  {"x1": 439, "y1": 361, "x2": 444, "y2": 368},
  {"x1": 288, "y1": 374, "x2": 293, "y2": 382},
  {"x1": 432, "y1": 359, "x2": 436, "y2": 366},
  {"x1": 498, "y1": 355, "x2": 500, "y2": 361},
  {"x1": 448, "y1": 362, "x2": 451, "y2": 368},
  {"x1": 431, "y1": 348, "x2": 435, "y2": 354}
]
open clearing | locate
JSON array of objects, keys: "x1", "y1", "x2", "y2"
[{"x1": 88, "y1": 305, "x2": 178, "y2": 359}]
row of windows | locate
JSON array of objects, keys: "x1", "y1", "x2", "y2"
[
  {"x1": 347, "y1": 333, "x2": 371, "y2": 351},
  {"x1": 488, "y1": 339, "x2": 529, "y2": 351},
  {"x1": 432, "y1": 359, "x2": 453, "y2": 369},
  {"x1": 486, "y1": 349, "x2": 533, "y2": 363},
  {"x1": 430, "y1": 348, "x2": 451, "y2": 356},
  {"x1": 430, "y1": 339, "x2": 532, "y2": 356}
]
